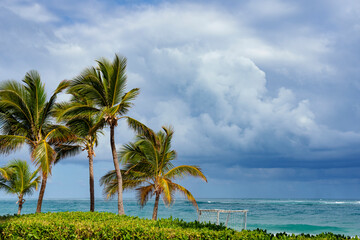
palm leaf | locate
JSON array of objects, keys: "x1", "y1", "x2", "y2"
[
  {"x1": 39, "y1": 80, "x2": 70, "y2": 130},
  {"x1": 160, "y1": 178, "x2": 174, "y2": 206},
  {"x1": 54, "y1": 144, "x2": 82, "y2": 164},
  {"x1": 32, "y1": 141, "x2": 56, "y2": 176},
  {"x1": 70, "y1": 68, "x2": 108, "y2": 107},
  {"x1": 0, "y1": 82, "x2": 33, "y2": 126},
  {"x1": 99, "y1": 170, "x2": 119, "y2": 199},
  {"x1": 115, "y1": 88, "x2": 140, "y2": 115},
  {"x1": 169, "y1": 181, "x2": 198, "y2": 209},
  {"x1": 109, "y1": 55, "x2": 127, "y2": 107},
  {"x1": 136, "y1": 184, "x2": 155, "y2": 207},
  {"x1": 126, "y1": 117, "x2": 157, "y2": 145},
  {"x1": 23, "y1": 70, "x2": 46, "y2": 126},
  {"x1": 0, "y1": 135, "x2": 28, "y2": 154},
  {"x1": 0, "y1": 166, "x2": 11, "y2": 180},
  {"x1": 164, "y1": 165, "x2": 207, "y2": 182}
]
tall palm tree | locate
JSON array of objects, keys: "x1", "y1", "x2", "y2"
[
  {"x1": 0, "y1": 159, "x2": 40, "y2": 215},
  {"x1": 55, "y1": 93, "x2": 104, "y2": 212},
  {"x1": 0, "y1": 70, "x2": 73, "y2": 213},
  {"x1": 100, "y1": 125, "x2": 207, "y2": 220},
  {"x1": 67, "y1": 54, "x2": 139, "y2": 215}
]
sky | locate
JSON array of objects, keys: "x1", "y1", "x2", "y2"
[{"x1": 0, "y1": 0, "x2": 360, "y2": 200}]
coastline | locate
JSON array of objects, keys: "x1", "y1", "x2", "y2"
[{"x1": 0, "y1": 198, "x2": 358, "y2": 236}]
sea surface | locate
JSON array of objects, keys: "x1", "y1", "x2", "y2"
[{"x1": 0, "y1": 198, "x2": 359, "y2": 236}]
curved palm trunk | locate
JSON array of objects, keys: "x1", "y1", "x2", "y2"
[
  {"x1": 152, "y1": 192, "x2": 160, "y2": 220},
  {"x1": 110, "y1": 124, "x2": 125, "y2": 215},
  {"x1": 88, "y1": 148, "x2": 95, "y2": 212},
  {"x1": 36, "y1": 173, "x2": 47, "y2": 213},
  {"x1": 17, "y1": 194, "x2": 25, "y2": 215}
]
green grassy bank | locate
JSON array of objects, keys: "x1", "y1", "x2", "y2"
[{"x1": 0, "y1": 212, "x2": 357, "y2": 239}]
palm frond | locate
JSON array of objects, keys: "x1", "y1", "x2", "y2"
[
  {"x1": 0, "y1": 175, "x2": 11, "y2": 192},
  {"x1": 109, "y1": 55, "x2": 127, "y2": 107},
  {"x1": 125, "y1": 117, "x2": 157, "y2": 144},
  {"x1": 99, "y1": 170, "x2": 118, "y2": 199},
  {"x1": 100, "y1": 170, "x2": 116, "y2": 186},
  {"x1": 56, "y1": 104, "x2": 100, "y2": 120},
  {"x1": 0, "y1": 135, "x2": 28, "y2": 154},
  {"x1": 115, "y1": 88, "x2": 140, "y2": 115},
  {"x1": 0, "y1": 166, "x2": 11, "y2": 180},
  {"x1": 0, "y1": 111, "x2": 27, "y2": 136},
  {"x1": 164, "y1": 165, "x2": 207, "y2": 182},
  {"x1": 23, "y1": 70, "x2": 46, "y2": 126},
  {"x1": 169, "y1": 181, "x2": 198, "y2": 209},
  {"x1": 119, "y1": 142, "x2": 147, "y2": 165},
  {"x1": 70, "y1": 67, "x2": 108, "y2": 107},
  {"x1": 136, "y1": 184, "x2": 155, "y2": 207},
  {"x1": 160, "y1": 178, "x2": 174, "y2": 206},
  {"x1": 45, "y1": 125, "x2": 77, "y2": 145},
  {"x1": 0, "y1": 81, "x2": 33, "y2": 127},
  {"x1": 39, "y1": 80, "x2": 70, "y2": 130},
  {"x1": 96, "y1": 57, "x2": 112, "y2": 94},
  {"x1": 54, "y1": 144, "x2": 82, "y2": 164},
  {"x1": 32, "y1": 141, "x2": 56, "y2": 176}
]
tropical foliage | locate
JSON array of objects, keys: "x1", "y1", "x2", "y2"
[
  {"x1": 100, "y1": 125, "x2": 207, "y2": 220},
  {"x1": 0, "y1": 159, "x2": 40, "y2": 215},
  {"x1": 55, "y1": 93, "x2": 104, "y2": 212},
  {"x1": 66, "y1": 54, "x2": 140, "y2": 215},
  {"x1": 0, "y1": 70, "x2": 76, "y2": 213},
  {"x1": 0, "y1": 212, "x2": 355, "y2": 240}
]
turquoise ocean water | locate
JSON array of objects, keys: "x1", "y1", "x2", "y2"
[{"x1": 0, "y1": 198, "x2": 359, "y2": 236}]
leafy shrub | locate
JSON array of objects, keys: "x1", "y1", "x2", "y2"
[{"x1": 0, "y1": 212, "x2": 357, "y2": 239}]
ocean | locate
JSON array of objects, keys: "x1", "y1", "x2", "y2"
[{"x1": 0, "y1": 198, "x2": 359, "y2": 237}]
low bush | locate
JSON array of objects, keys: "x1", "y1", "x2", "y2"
[{"x1": 0, "y1": 212, "x2": 357, "y2": 239}]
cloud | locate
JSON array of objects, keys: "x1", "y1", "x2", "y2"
[
  {"x1": 244, "y1": 0, "x2": 298, "y2": 19},
  {"x1": 2, "y1": 1, "x2": 359, "y2": 163},
  {"x1": 136, "y1": 45, "x2": 360, "y2": 165},
  {"x1": 1, "y1": 1, "x2": 58, "y2": 23}
]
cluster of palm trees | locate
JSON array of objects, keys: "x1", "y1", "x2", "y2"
[{"x1": 0, "y1": 54, "x2": 207, "y2": 219}]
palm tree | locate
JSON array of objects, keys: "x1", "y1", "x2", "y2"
[
  {"x1": 100, "y1": 125, "x2": 207, "y2": 220},
  {"x1": 0, "y1": 70, "x2": 73, "y2": 213},
  {"x1": 67, "y1": 54, "x2": 140, "y2": 215},
  {"x1": 0, "y1": 159, "x2": 40, "y2": 215},
  {"x1": 55, "y1": 93, "x2": 104, "y2": 212}
]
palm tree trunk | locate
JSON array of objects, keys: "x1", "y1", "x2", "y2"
[
  {"x1": 110, "y1": 124, "x2": 125, "y2": 215},
  {"x1": 36, "y1": 173, "x2": 47, "y2": 213},
  {"x1": 152, "y1": 192, "x2": 160, "y2": 220},
  {"x1": 17, "y1": 194, "x2": 24, "y2": 215},
  {"x1": 88, "y1": 148, "x2": 95, "y2": 212}
]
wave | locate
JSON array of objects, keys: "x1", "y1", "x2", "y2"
[
  {"x1": 255, "y1": 223, "x2": 346, "y2": 235},
  {"x1": 199, "y1": 199, "x2": 360, "y2": 205},
  {"x1": 319, "y1": 200, "x2": 360, "y2": 205}
]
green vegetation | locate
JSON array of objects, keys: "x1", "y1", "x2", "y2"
[
  {"x1": 100, "y1": 125, "x2": 207, "y2": 220},
  {"x1": 0, "y1": 212, "x2": 356, "y2": 240},
  {"x1": 0, "y1": 72, "x2": 76, "y2": 213},
  {"x1": 0, "y1": 159, "x2": 40, "y2": 215}
]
